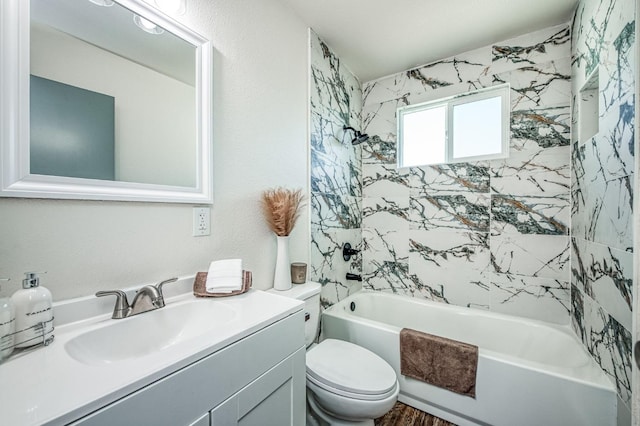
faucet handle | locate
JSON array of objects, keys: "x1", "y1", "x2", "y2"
[
  {"x1": 96, "y1": 290, "x2": 131, "y2": 319},
  {"x1": 156, "y1": 277, "x2": 178, "y2": 298}
]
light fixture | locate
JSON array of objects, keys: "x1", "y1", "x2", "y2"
[
  {"x1": 154, "y1": 0, "x2": 186, "y2": 15},
  {"x1": 88, "y1": 0, "x2": 114, "y2": 6},
  {"x1": 133, "y1": 15, "x2": 164, "y2": 35}
]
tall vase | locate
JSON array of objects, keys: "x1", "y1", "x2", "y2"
[{"x1": 273, "y1": 235, "x2": 292, "y2": 291}]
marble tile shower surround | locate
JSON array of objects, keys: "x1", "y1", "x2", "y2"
[
  {"x1": 570, "y1": 0, "x2": 635, "y2": 408},
  {"x1": 360, "y1": 24, "x2": 573, "y2": 327},
  {"x1": 309, "y1": 31, "x2": 363, "y2": 307},
  {"x1": 309, "y1": 11, "x2": 635, "y2": 411}
]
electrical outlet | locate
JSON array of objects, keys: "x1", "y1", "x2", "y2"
[{"x1": 193, "y1": 207, "x2": 210, "y2": 236}]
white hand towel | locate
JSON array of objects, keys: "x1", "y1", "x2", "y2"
[{"x1": 206, "y1": 259, "x2": 243, "y2": 293}]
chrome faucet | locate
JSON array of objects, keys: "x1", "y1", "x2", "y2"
[{"x1": 96, "y1": 278, "x2": 178, "y2": 319}]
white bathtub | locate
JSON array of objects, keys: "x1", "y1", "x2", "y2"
[{"x1": 321, "y1": 291, "x2": 616, "y2": 426}]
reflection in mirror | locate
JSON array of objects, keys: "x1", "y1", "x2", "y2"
[
  {"x1": 0, "y1": 0, "x2": 212, "y2": 203},
  {"x1": 30, "y1": 0, "x2": 196, "y2": 187}
]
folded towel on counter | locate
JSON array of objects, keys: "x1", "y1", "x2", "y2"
[
  {"x1": 399, "y1": 328, "x2": 478, "y2": 398},
  {"x1": 205, "y1": 259, "x2": 243, "y2": 293},
  {"x1": 194, "y1": 271, "x2": 252, "y2": 298}
]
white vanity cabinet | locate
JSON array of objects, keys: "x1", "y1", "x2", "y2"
[{"x1": 69, "y1": 311, "x2": 305, "y2": 426}]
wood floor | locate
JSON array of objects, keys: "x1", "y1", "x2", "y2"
[{"x1": 375, "y1": 402, "x2": 457, "y2": 426}]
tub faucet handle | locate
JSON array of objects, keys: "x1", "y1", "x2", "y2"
[{"x1": 343, "y1": 243, "x2": 361, "y2": 261}]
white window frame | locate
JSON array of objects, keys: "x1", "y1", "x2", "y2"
[{"x1": 397, "y1": 83, "x2": 510, "y2": 168}]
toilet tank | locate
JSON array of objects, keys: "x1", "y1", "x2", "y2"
[{"x1": 267, "y1": 282, "x2": 321, "y2": 347}]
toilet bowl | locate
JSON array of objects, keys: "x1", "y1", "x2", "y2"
[
  {"x1": 306, "y1": 338, "x2": 398, "y2": 424},
  {"x1": 268, "y1": 282, "x2": 398, "y2": 425}
]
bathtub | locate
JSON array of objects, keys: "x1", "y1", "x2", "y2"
[{"x1": 321, "y1": 291, "x2": 616, "y2": 426}]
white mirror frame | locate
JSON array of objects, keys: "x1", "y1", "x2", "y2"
[{"x1": 0, "y1": 0, "x2": 213, "y2": 203}]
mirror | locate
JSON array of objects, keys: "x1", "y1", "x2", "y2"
[{"x1": 0, "y1": 0, "x2": 212, "y2": 203}]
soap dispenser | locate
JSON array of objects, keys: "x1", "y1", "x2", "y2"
[
  {"x1": 0, "y1": 278, "x2": 15, "y2": 359},
  {"x1": 12, "y1": 272, "x2": 53, "y2": 348}
]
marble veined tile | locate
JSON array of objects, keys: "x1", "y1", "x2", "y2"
[
  {"x1": 362, "y1": 100, "x2": 400, "y2": 157},
  {"x1": 491, "y1": 194, "x2": 569, "y2": 235},
  {"x1": 311, "y1": 192, "x2": 361, "y2": 230},
  {"x1": 361, "y1": 135, "x2": 397, "y2": 166},
  {"x1": 311, "y1": 144, "x2": 361, "y2": 198},
  {"x1": 362, "y1": 196, "x2": 410, "y2": 231},
  {"x1": 404, "y1": 55, "x2": 487, "y2": 93},
  {"x1": 494, "y1": 58, "x2": 571, "y2": 110},
  {"x1": 570, "y1": 237, "x2": 587, "y2": 294},
  {"x1": 409, "y1": 230, "x2": 491, "y2": 309},
  {"x1": 490, "y1": 233, "x2": 570, "y2": 281},
  {"x1": 509, "y1": 105, "x2": 571, "y2": 152},
  {"x1": 311, "y1": 226, "x2": 362, "y2": 308},
  {"x1": 489, "y1": 273, "x2": 570, "y2": 325},
  {"x1": 571, "y1": 0, "x2": 607, "y2": 79},
  {"x1": 492, "y1": 25, "x2": 571, "y2": 73},
  {"x1": 598, "y1": 175, "x2": 634, "y2": 251},
  {"x1": 586, "y1": 299, "x2": 632, "y2": 405},
  {"x1": 410, "y1": 193, "x2": 490, "y2": 232},
  {"x1": 363, "y1": 163, "x2": 410, "y2": 198},
  {"x1": 571, "y1": 146, "x2": 633, "y2": 251},
  {"x1": 600, "y1": 21, "x2": 635, "y2": 118},
  {"x1": 363, "y1": 46, "x2": 492, "y2": 104},
  {"x1": 571, "y1": 283, "x2": 587, "y2": 344},
  {"x1": 602, "y1": 0, "x2": 636, "y2": 49},
  {"x1": 310, "y1": 32, "x2": 361, "y2": 125},
  {"x1": 410, "y1": 163, "x2": 490, "y2": 194},
  {"x1": 571, "y1": 237, "x2": 632, "y2": 330},
  {"x1": 573, "y1": 0, "x2": 634, "y2": 78},
  {"x1": 490, "y1": 145, "x2": 570, "y2": 197},
  {"x1": 362, "y1": 228, "x2": 413, "y2": 295},
  {"x1": 597, "y1": 103, "x2": 635, "y2": 181}
]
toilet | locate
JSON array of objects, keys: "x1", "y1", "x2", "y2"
[{"x1": 268, "y1": 282, "x2": 398, "y2": 426}]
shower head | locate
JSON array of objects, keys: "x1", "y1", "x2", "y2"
[{"x1": 343, "y1": 126, "x2": 370, "y2": 145}]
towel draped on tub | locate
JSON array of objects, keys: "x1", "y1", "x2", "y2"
[{"x1": 399, "y1": 328, "x2": 478, "y2": 398}]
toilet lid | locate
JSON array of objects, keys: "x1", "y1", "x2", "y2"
[{"x1": 306, "y1": 339, "x2": 397, "y2": 396}]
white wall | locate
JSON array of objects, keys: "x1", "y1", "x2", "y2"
[{"x1": 0, "y1": 0, "x2": 310, "y2": 300}]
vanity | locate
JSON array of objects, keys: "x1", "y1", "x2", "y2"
[{"x1": 0, "y1": 278, "x2": 306, "y2": 425}]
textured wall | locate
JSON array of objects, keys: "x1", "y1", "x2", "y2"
[
  {"x1": 309, "y1": 31, "x2": 363, "y2": 307},
  {"x1": 360, "y1": 25, "x2": 572, "y2": 325},
  {"x1": 570, "y1": 0, "x2": 635, "y2": 411}
]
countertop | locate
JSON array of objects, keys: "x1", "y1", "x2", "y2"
[{"x1": 0, "y1": 280, "x2": 303, "y2": 425}]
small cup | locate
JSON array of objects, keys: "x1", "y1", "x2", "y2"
[{"x1": 290, "y1": 262, "x2": 307, "y2": 284}]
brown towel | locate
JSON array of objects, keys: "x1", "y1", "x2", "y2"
[
  {"x1": 400, "y1": 328, "x2": 478, "y2": 398},
  {"x1": 193, "y1": 270, "x2": 252, "y2": 297}
]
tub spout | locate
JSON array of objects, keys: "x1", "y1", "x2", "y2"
[{"x1": 346, "y1": 273, "x2": 362, "y2": 281}]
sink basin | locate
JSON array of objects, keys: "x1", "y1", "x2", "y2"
[{"x1": 65, "y1": 300, "x2": 237, "y2": 365}]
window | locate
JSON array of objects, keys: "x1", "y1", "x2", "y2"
[{"x1": 397, "y1": 84, "x2": 510, "y2": 168}]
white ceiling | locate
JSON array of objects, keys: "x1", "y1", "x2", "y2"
[{"x1": 279, "y1": 0, "x2": 578, "y2": 82}]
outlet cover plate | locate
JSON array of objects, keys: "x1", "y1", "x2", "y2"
[{"x1": 193, "y1": 207, "x2": 210, "y2": 236}]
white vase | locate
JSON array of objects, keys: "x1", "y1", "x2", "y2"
[{"x1": 273, "y1": 235, "x2": 292, "y2": 291}]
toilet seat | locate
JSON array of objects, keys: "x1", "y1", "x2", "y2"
[{"x1": 306, "y1": 339, "x2": 398, "y2": 401}]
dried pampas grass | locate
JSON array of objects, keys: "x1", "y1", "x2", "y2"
[{"x1": 261, "y1": 187, "x2": 304, "y2": 236}]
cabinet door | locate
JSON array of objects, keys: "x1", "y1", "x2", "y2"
[
  {"x1": 189, "y1": 413, "x2": 209, "y2": 426},
  {"x1": 211, "y1": 349, "x2": 305, "y2": 426}
]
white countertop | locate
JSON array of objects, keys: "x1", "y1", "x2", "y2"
[{"x1": 0, "y1": 280, "x2": 303, "y2": 425}]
